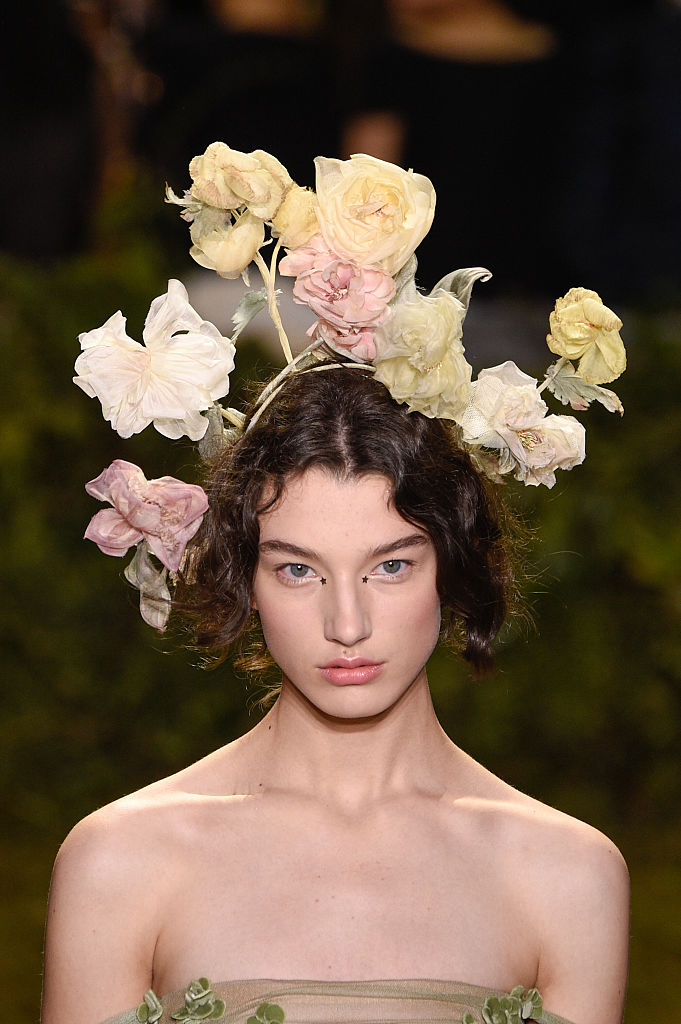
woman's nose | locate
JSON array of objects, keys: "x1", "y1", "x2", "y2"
[{"x1": 322, "y1": 577, "x2": 371, "y2": 647}]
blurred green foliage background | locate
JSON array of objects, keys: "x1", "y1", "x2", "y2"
[{"x1": 1, "y1": 183, "x2": 680, "y2": 1024}]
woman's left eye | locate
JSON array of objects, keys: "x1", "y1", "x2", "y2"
[{"x1": 373, "y1": 559, "x2": 411, "y2": 578}]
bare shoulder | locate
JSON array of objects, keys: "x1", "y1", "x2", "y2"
[
  {"x1": 523, "y1": 799, "x2": 629, "y2": 1024},
  {"x1": 472, "y1": 777, "x2": 629, "y2": 1024},
  {"x1": 497, "y1": 785, "x2": 628, "y2": 889},
  {"x1": 462, "y1": 773, "x2": 629, "y2": 932},
  {"x1": 51, "y1": 786, "x2": 177, "y2": 903},
  {"x1": 440, "y1": 756, "x2": 629, "y2": 1024},
  {"x1": 448, "y1": 757, "x2": 628, "y2": 893},
  {"x1": 50, "y1": 739, "x2": 248, "y2": 895},
  {"x1": 43, "y1": 747, "x2": 244, "y2": 1024}
]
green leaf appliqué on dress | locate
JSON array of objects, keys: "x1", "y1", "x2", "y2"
[
  {"x1": 246, "y1": 1002, "x2": 285, "y2": 1024},
  {"x1": 137, "y1": 990, "x2": 163, "y2": 1024},
  {"x1": 481, "y1": 986, "x2": 543, "y2": 1024},
  {"x1": 171, "y1": 978, "x2": 226, "y2": 1022}
]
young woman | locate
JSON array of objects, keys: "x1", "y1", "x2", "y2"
[
  {"x1": 44, "y1": 144, "x2": 629, "y2": 1024},
  {"x1": 42, "y1": 368, "x2": 629, "y2": 1024}
]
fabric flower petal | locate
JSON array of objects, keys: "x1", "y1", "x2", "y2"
[
  {"x1": 84, "y1": 508, "x2": 144, "y2": 557},
  {"x1": 315, "y1": 153, "x2": 435, "y2": 274},
  {"x1": 190, "y1": 210, "x2": 265, "y2": 280},
  {"x1": 84, "y1": 459, "x2": 208, "y2": 572},
  {"x1": 74, "y1": 282, "x2": 235, "y2": 439},
  {"x1": 547, "y1": 287, "x2": 625, "y2": 384}
]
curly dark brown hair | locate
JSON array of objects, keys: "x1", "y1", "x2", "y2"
[{"x1": 179, "y1": 364, "x2": 517, "y2": 681}]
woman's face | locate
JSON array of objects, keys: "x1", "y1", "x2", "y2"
[{"x1": 252, "y1": 468, "x2": 442, "y2": 719}]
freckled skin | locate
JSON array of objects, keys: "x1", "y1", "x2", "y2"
[{"x1": 42, "y1": 470, "x2": 629, "y2": 1024}]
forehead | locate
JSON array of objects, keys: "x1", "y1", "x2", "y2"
[{"x1": 258, "y1": 469, "x2": 421, "y2": 547}]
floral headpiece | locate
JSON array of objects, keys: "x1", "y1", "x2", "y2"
[{"x1": 74, "y1": 143, "x2": 626, "y2": 629}]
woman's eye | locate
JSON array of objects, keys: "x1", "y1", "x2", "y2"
[
  {"x1": 279, "y1": 562, "x2": 314, "y2": 582},
  {"x1": 374, "y1": 559, "x2": 411, "y2": 578},
  {"x1": 381, "y1": 559, "x2": 403, "y2": 574}
]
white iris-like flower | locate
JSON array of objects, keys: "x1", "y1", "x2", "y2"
[{"x1": 74, "y1": 280, "x2": 236, "y2": 440}]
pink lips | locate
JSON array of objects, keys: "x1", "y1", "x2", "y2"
[{"x1": 319, "y1": 658, "x2": 384, "y2": 686}]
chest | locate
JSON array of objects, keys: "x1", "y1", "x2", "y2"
[{"x1": 152, "y1": 805, "x2": 537, "y2": 991}]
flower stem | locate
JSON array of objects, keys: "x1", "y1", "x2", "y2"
[
  {"x1": 245, "y1": 337, "x2": 326, "y2": 433},
  {"x1": 253, "y1": 241, "x2": 292, "y2": 365},
  {"x1": 538, "y1": 356, "x2": 568, "y2": 394}
]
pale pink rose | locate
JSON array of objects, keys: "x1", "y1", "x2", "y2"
[
  {"x1": 313, "y1": 321, "x2": 377, "y2": 361},
  {"x1": 458, "y1": 362, "x2": 585, "y2": 488},
  {"x1": 511, "y1": 415, "x2": 586, "y2": 488},
  {"x1": 279, "y1": 234, "x2": 395, "y2": 329},
  {"x1": 84, "y1": 460, "x2": 208, "y2": 572}
]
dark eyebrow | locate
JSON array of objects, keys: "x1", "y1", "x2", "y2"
[
  {"x1": 258, "y1": 533, "x2": 429, "y2": 562},
  {"x1": 366, "y1": 534, "x2": 430, "y2": 560},
  {"x1": 258, "y1": 540, "x2": 322, "y2": 561}
]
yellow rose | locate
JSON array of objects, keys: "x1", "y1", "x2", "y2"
[
  {"x1": 547, "y1": 287, "x2": 625, "y2": 385},
  {"x1": 271, "y1": 184, "x2": 319, "y2": 248},
  {"x1": 314, "y1": 154, "x2": 436, "y2": 275},
  {"x1": 373, "y1": 287, "x2": 472, "y2": 419},
  {"x1": 189, "y1": 142, "x2": 292, "y2": 221},
  {"x1": 189, "y1": 209, "x2": 265, "y2": 280}
]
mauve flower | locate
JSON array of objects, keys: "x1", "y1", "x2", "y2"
[
  {"x1": 314, "y1": 153, "x2": 435, "y2": 275},
  {"x1": 279, "y1": 234, "x2": 395, "y2": 330},
  {"x1": 547, "y1": 286, "x2": 625, "y2": 385},
  {"x1": 458, "y1": 361, "x2": 586, "y2": 488},
  {"x1": 74, "y1": 280, "x2": 235, "y2": 439},
  {"x1": 84, "y1": 459, "x2": 208, "y2": 572}
]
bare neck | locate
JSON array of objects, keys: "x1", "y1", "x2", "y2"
[{"x1": 241, "y1": 670, "x2": 456, "y2": 810}]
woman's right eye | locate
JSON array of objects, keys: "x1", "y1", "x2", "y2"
[{"x1": 278, "y1": 562, "x2": 315, "y2": 583}]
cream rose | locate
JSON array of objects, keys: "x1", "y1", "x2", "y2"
[
  {"x1": 373, "y1": 286, "x2": 472, "y2": 419},
  {"x1": 188, "y1": 142, "x2": 292, "y2": 220},
  {"x1": 271, "y1": 184, "x2": 319, "y2": 248},
  {"x1": 547, "y1": 287, "x2": 625, "y2": 385},
  {"x1": 189, "y1": 208, "x2": 265, "y2": 280},
  {"x1": 314, "y1": 154, "x2": 436, "y2": 275}
]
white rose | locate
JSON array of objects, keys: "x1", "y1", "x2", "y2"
[
  {"x1": 459, "y1": 362, "x2": 548, "y2": 446},
  {"x1": 314, "y1": 153, "x2": 436, "y2": 275},
  {"x1": 373, "y1": 287, "x2": 472, "y2": 419},
  {"x1": 547, "y1": 286, "x2": 625, "y2": 385}
]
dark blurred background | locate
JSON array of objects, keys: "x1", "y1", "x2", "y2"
[{"x1": 2, "y1": 1, "x2": 680, "y2": 1021}]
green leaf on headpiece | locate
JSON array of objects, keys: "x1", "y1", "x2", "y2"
[
  {"x1": 429, "y1": 266, "x2": 492, "y2": 314},
  {"x1": 124, "y1": 542, "x2": 171, "y2": 631},
  {"x1": 544, "y1": 360, "x2": 624, "y2": 415},
  {"x1": 231, "y1": 287, "x2": 269, "y2": 340},
  {"x1": 393, "y1": 254, "x2": 418, "y2": 301},
  {"x1": 198, "y1": 403, "x2": 234, "y2": 461}
]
